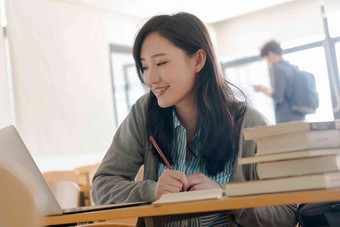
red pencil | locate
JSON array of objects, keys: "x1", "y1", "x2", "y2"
[{"x1": 149, "y1": 136, "x2": 172, "y2": 170}]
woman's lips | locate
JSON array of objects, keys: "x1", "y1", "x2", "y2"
[{"x1": 153, "y1": 86, "x2": 169, "y2": 97}]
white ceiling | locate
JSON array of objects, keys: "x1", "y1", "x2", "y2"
[{"x1": 103, "y1": 0, "x2": 296, "y2": 23}]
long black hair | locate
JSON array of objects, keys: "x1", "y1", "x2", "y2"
[{"x1": 133, "y1": 12, "x2": 246, "y2": 175}]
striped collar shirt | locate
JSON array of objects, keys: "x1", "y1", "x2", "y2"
[{"x1": 156, "y1": 109, "x2": 233, "y2": 227}]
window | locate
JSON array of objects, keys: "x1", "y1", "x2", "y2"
[
  {"x1": 328, "y1": 10, "x2": 340, "y2": 38},
  {"x1": 222, "y1": 5, "x2": 340, "y2": 123},
  {"x1": 110, "y1": 45, "x2": 148, "y2": 128},
  {"x1": 223, "y1": 44, "x2": 336, "y2": 124},
  {"x1": 224, "y1": 61, "x2": 275, "y2": 123},
  {"x1": 336, "y1": 42, "x2": 340, "y2": 82}
]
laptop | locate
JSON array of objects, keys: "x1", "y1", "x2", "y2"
[{"x1": 0, "y1": 125, "x2": 148, "y2": 216}]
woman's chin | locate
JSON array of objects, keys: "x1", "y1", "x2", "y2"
[{"x1": 157, "y1": 100, "x2": 173, "y2": 108}]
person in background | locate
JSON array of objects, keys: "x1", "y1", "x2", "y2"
[
  {"x1": 254, "y1": 40, "x2": 305, "y2": 123},
  {"x1": 92, "y1": 13, "x2": 297, "y2": 226}
]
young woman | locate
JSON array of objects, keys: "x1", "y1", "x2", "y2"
[{"x1": 92, "y1": 12, "x2": 297, "y2": 227}]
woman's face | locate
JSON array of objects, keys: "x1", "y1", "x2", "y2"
[{"x1": 140, "y1": 32, "x2": 198, "y2": 109}]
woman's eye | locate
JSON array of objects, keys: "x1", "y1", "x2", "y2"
[
  {"x1": 142, "y1": 66, "x2": 148, "y2": 71},
  {"x1": 157, "y1": 61, "x2": 167, "y2": 66}
]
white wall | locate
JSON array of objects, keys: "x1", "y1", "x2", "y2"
[
  {"x1": 5, "y1": 0, "x2": 142, "y2": 171},
  {"x1": 0, "y1": 16, "x2": 12, "y2": 128},
  {"x1": 4, "y1": 0, "x2": 337, "y2": 172},
  {"x1": 213, "y1": 0, "x2": 322, "y2": 60},
  {"x1": 324, "y1": 0, "x2": 340, "y2": 14},
  {"x1": 4, "y1": 0, "x2": 221, "y2": 172}
]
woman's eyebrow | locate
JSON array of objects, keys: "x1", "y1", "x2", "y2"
[{"x1": 141, "y1": 53, "x2": 167, "y2": 61}]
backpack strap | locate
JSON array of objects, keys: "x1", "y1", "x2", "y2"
[
  {"x1": 297, "y1": 202, "x2": 340, "y2": 227},
  {"x1": 324, "y1": 203, "x2": 340, "y2": 227}
]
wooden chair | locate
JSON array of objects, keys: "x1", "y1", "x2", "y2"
[
  {"x1": 136, "y1": 165, "x2": 144, "y2": 182},
  {"x1": 0, "y1": 165, "x2": 41, "y2": 227},
  {"x1": 74, "y1": 163, "x2": 100, "y2": 186},
  {"x1": 74, "y1": 163, "x2": 100, "y2": 206},
  {"x1": 42, "y1": 170, "x2": 78, "y2": 184},
  {"x1": 77, "y1": 165, "x2": 145, "y2": 227},
  {"x1": 42, "y1": 170, "x2": 80, "y2": 207},
  {"x1": 48, "y1": 181, "x2": 80, "y2": 209}
]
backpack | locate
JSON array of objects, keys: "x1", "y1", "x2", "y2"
[
  {"x1": 288, "y1": 65, "x2": 319, "y2": 115},
  {"x1": 297, "y1": 202, "x2": 340, "y2": 227}
]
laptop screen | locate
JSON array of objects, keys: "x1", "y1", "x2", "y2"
[{"x1": 0, "y1": 125, "x2": 63, "y2": 215}]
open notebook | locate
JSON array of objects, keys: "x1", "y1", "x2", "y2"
[
  {"x1": 152, "y1": 188, "x2": 223, "y2": 206},
  {"x1": 0, "y1": 125, "x2": 147, "y2": 216}
]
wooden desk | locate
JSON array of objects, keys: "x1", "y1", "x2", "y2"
[{"x1": 44, "y1": 188, "x2": 340, "y2": 226}]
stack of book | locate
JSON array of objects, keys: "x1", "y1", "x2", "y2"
[{"x1": 226, "y1": 120, "x2": 340, "y2": 197}]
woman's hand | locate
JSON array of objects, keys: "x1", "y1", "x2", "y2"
[
  {"x1": 156, "y1": 169, "x2": 189, "y2": 198},
  {"x1": 186, "y1": 173, "x2": 221, "y2": 191}
]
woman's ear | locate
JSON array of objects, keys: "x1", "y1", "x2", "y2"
[{"x1": 194, "y1": 49, "x2": 207, "y2": 73}]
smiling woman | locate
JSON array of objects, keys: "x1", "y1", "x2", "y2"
[
  {"x1": 2, "y1": 2, "x2": 339, "y2": 226},
  {"x1": 92, "y1": 12, "x2": 297, "y2": 227}
]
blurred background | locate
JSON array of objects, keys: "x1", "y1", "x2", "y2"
[{"x1": 0, "y1": 0, "x2": 339, "y2": 172}]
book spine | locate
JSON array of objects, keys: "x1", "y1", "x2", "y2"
[
  {"x1": 257, "y1": 155, "x2": 340, "y2": 179},
  {"x1": 306, "y1": 130, "x2": 340, "y2": 149},
  {"x1": 310, "y1": 121, "x2": 338, "y2": 130},
  {"x1": 257, "y1": 130, "x2": 340, "y2": 155},
  {"x1": 245, "y1": 121, "x2": 340, "y2": 141},
  {"x1": 256, "y1": 133, "x2": 306, "y2": 155},
  {"x1": 325, "y1": 172, "x2": 340, "y2": 188}
]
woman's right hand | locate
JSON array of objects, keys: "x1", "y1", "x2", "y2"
[{"x1": 156, "y1": 169, "x2": 188, "y2": 199}]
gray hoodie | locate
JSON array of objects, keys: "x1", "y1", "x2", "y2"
[{"x1": 92, "y1": 93, "x2": 297, "y2": 227}]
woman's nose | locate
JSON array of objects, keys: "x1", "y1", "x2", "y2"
[{"x1": 144, "y1": 68, "x2": 160, "y2": 85}]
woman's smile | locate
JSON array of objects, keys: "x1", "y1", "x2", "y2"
[{"x1": 152, "y1": 86, "x2": 169, "y2": 97}]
